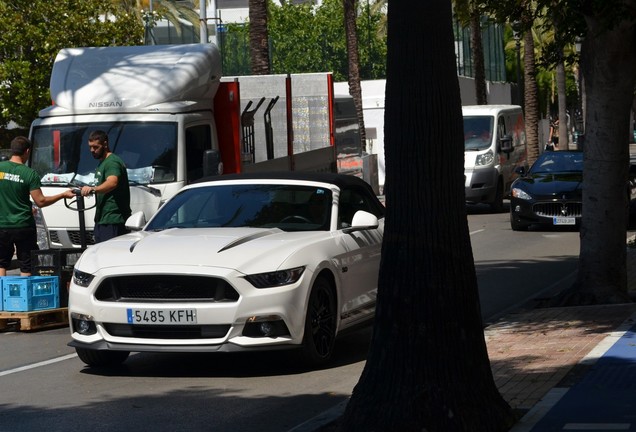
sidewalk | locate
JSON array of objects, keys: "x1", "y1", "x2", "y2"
[
  {"x1": 489, "y1": 304, "x2": 636, "y2": 431},
  {"x1": 496, "y1": 246, "x2": 636, "y2": 431},
  {"x1": 301, "y1": 247, "x2": 636, "y2": 432}
]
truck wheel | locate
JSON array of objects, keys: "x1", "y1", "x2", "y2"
[
  {"x1": 490, "y1": 180, "x2": 504, "y2": 213},
  {"x1": 76, "y1": 347, "x2": 129, "y2": 367},
  {"x1": 301, "y1": 276, "x2": 337, "y2": 367}
]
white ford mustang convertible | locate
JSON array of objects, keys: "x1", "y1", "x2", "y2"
[{"x1": 68, "y1": 172, "x2": 384, "y2": 367}]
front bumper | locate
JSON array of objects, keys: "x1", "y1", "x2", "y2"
[
  {"x1": 464, "y1": 168, "x2": 498, "y2": 203},
  {"x1": 510, "y1": 198, "x2": 582, "y2": 226},
  {"x1": 68, "y1": 266, "x2": 310, "y2": 352}
]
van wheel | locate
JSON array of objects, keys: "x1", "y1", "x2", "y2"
[
  {"x1": 300, "y1": 276, "x2": 337, "y2": 367},
  {"x1": 490, "y1": 180, "x2": 504, "y2": 213},
  {"x1": 76, "y1": 347, "x2": 129, "y2": 367}
]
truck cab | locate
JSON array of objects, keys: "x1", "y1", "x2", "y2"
[{"x1": 29, "y1": 44, "x2": 340, "y2": 249}]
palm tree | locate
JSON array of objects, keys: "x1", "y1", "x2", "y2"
[
  {"x1": 336, "y1": 0, "x2": 515, "y2": 429},
  {"x1": 455, "y1": 0, "x2": 488, "y2": 105},
  {"x1": 249, "y1": 0, "x2": 270, "y2": 74},
  {"x1": 115, "y1": 0, "x2": 200, "y2": 44},
  {"x1": 344, "y1": 0, "x2": 367, "y2": 149}
]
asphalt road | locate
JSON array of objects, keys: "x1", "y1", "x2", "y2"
[{"x1": 0, "y1": 205, "x2": 582, "y2": 432}]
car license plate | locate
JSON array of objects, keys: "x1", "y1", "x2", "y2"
[
  {"x1": 127, "y1": 308, "x2": 197, "y2": 325},
  {"x1": 553, "y1": 216, "x2": 575, "y2": 225}
]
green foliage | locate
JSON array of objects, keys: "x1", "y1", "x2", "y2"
[
  {"x1": 0, "y1": 0, "x2": 143, "y2": 129},
  {"x1": 221, "y1": 0, "x2": 386, "y2": 81}
]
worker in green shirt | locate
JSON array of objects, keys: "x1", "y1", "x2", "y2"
[
  {"x1": 0, "y1": 136, "x2": 75, "y2": 276},
  {"x1": 80, "y1": 130, "x2": 131, "y2": 243}
]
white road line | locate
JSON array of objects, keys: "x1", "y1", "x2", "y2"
[
  {"x1": 0, "y1": 353, "x2": 77, "y2": 377},
  {"x1": 470, "y1": 229, "x2": 485, "y2": 235},
  {"x1": 563, "y1": 424, "x2": 630, "y2": 430}
]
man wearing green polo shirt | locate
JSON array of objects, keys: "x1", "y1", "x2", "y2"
[
  {"x1": 80, "y1": 130, "x2": 131, "y2": 243},
  {"x1": 0, "y1": 136, "x2": 75, "y2": 275}
]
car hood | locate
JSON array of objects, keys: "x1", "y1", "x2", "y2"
[
  {"x1": 515, "y1": 172, "x2": 583, "y2": 198},
  {"x1": 77, "y1": 227, "x2": 326, "y2": 274}
]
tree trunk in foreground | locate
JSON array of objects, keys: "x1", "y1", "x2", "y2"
[
  {"x1": 556, "y1": 2, "x2": 636, "y2": 305},
  {"x1": 336, "y1": 1, "x2": 514, "y2": 431}
]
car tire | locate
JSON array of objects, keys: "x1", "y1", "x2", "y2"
[
  {"x1": 300, "y1": 276, "x2": 337, "y2": 367},
  {"x1": 490, "y1": 180, "x2": 504, "y2": 213},
  {"x1": 510, "y1": 209, "x2": 529, "y2": 231},
  {"x1": 76, "y1": 347, "x2": 130, "y2": 367}
]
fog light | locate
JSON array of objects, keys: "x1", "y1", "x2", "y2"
[
  {"x1": 71, "y1": 313, "x2": 97, "y2": 335},
  {"x1": 514, "y1": 205, "x2": 521, "y2": 212},
  {"x1": 259, "y1": 322, "x2": 275, "y2": 337},
  {"x1": 243, "y1": 315, "x2": 290, "y2": 338}
]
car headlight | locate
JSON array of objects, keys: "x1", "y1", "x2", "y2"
[
  {"x1": 511, "y1": 187, "x2": 532, "y2": 200},
  {"x1": 244, "y1": 266, "x2": 305, "y2": 288},
  {"x1": 475, "y1": 150, "x2": 494, "y2": 167},
  {"x1": 73, "y1": 268, "x2": 95, "y2": 287},
  {"x1": 33, "y1": 205, "x2": 51, "y2": 250}
]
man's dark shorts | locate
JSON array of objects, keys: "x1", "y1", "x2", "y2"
[
  {"x1": 0, "y1": 227, "x2": 38, "y2": 273},
  {"x1": 94, "y1": 223, "x2": 129, "y2": 243}
]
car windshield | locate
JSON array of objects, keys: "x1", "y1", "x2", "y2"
[
  {"x1": 146, "y1": 183, "x2": 333, "y2": 232},
  {"x1": 530, "y1": 152, "x2": 583, "y2": 174},
  {"x1": 30, "y1": 122, "x2": 177, "y2": 187},
  {"x1": 463, "y1": 116, "x2": 494, "y2": 151}
]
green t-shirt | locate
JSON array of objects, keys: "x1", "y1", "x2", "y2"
[
  {"x1": 0, "y1": 161, "x2": 41, "y2": 228},
  {"x1": 94, "y1": 153, "x2": 132, "y2": 225}
]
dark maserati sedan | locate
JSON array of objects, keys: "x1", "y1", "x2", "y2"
[{"x1": 509, "y1": 151, "x2": 583, "y2": 231}]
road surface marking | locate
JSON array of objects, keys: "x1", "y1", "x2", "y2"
[{"x1": 0, "y1": 353, "x2": 77, "y2": 377}]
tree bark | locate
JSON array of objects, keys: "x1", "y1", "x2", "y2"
[
  {"x1": 556, "y1": 60, "x2": 568, "y2": 149},
  {"x1": 336, "y1": 1, "x2": 514, "y2": 430},
  {"x1": 344, "y1": 0, "x2": 368, "y2": 151},
  {"x1": 522, "y1": 9, "x2": 540, "y2": 165},
  {"x1": 469, "y1": 5, "x2": 487, "y2": 105},
  {"x1": 248, "y1": 0, "x2": 270, "y2": 75},
  {"x1": 554, "y1": 1, "x2": 636, "y2": 305}
]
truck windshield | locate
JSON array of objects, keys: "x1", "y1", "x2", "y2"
[
  {"x1": 463, "y1": 116, "x2": 494, "y2": 151},
  {"x1": 30, "y1": 122, "x2": 177, "y2": 186}
]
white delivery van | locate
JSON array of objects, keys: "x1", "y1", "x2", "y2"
[{"x1": 463, "y1": 105, "x2": 527, "y2": 212}]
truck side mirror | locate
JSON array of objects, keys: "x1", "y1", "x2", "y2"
[
  {"x1": 499, "y1": 134, "x2": 513, "y2": 154},
  {"x1": 202, "y1": 150, "x2": 223, "y2": 177}
]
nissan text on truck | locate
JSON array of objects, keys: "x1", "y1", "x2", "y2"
[
  {"x1": 462, "y1": 105, "x2": 527, "y2": 212},
  {"x1": 28, "y1": 43, "x2": 345, "y2": 249}
]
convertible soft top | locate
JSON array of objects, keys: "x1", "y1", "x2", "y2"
[
  {"x1": 196, "y1": 171, "x2": 374, "y2": 193},
  {"x1": 195, "y1": 171, "x2": 385, "y2": 216}
]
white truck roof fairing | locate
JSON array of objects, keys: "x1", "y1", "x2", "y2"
[{"x1": 41, "y1": 43, "x2": 222, "y2": 117}]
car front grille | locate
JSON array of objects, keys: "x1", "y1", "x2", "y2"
[
  {"x1": 534, "y1": 202, "x2": 582, "y2": 218},
  {"x1": 49, "y1": 230, "x2": 95, "y2": 247},
  {"x1": 69, "y1": 230, "x2": 95, "y2": 246},
  {"x1": 94, "y1": 275, "x2": 240, "y2": 302},
  {"x1": 103, "y1": 323, "x2": 231, "y2": 339}
]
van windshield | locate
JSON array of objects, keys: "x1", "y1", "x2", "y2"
[
  {"x1": 30, "y1": 122, "x2": 177, "y2": 187},
  {"x1": 463, "y1": 116, "x2": 494, "y2": 151}
]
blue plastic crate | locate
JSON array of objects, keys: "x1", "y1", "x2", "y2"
[
  {"x1": 2, "y1": 276, "x2": 60, "y2": 312},
  {"x1": 0, "y1": 278, "x2": 4, "y2": 311}
]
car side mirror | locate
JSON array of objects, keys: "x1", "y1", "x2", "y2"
[
  {"x1": 499, "y1": 134, "x2": 513, "y2": 153},
  {"x1": 343, "y1": 210, "x2": 379, "y2": 234},
  {"x1": 202, "y1": 149, "x2": 223, "y2": 177},
  {"x1": 514, "y1": 165, "x2": 527, "y2": 176},
  {"x1": 125, "y1": 211, "x2": 147, "y2": 231}
]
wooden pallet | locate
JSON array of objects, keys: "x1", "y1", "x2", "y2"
[{"x1": 0, "y1": 308, "x2": 68, "y2": 332}]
